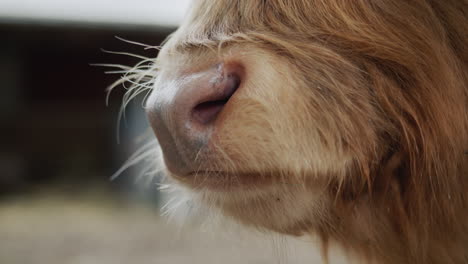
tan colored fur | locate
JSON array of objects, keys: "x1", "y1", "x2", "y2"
[{"x1": 145, "y1": 1, "x2": 468, "y2": 263}]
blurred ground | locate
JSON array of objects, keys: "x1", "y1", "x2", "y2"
[{"x1": 0, "y1": 192, "x2": 333, "y2": 264}]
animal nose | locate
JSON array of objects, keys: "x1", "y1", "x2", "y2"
[
  {"x1": 145, "y1": 62, "x2": 242, "y2": 174},
  {"x1": 189, "y1": 64, "x2": 241, "y2": 126}
]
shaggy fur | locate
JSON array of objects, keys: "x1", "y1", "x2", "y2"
[{"x1": 117, "y1": 1, "x2": 468, "y2": 263}]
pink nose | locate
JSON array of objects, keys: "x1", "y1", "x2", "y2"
[
  {"x1": 188, "y1": 64, "x2": 241, "y2": 126},
  {"x1": 146, "y1": 62, "x2": 242, "y2": 175}
]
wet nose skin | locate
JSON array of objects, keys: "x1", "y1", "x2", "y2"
[{"x1": 146, "y1": 62, "x2": 242, "y2": 175}]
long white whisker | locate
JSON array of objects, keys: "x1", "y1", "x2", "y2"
[
  {"x1": 115, "y1": 36, "x2": 162, "y2": 50},
  {"x1": 110, "y1": 140, "x2": 159, "y2": 180},
  {"x1": 100, "y1": 49, "x2": 151, "y2": 60}
]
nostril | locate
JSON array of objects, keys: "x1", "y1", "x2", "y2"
[
  {"x1": 193, "y1": 100, "x2": 228, "y2": 125},
  {"x1": 192, "y1": 73, "x2": 241, "y2": 125}
]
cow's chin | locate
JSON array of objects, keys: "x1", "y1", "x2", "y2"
[{"x1": 164, "y1": 163, "x2": 331, "y2": 236}]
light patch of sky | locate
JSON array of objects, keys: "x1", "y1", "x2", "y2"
[{"x1": 0, "y1": 0, "x2": 191, "y2": 27}]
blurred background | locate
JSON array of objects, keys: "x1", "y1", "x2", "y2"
[{"x1": 0, "y1": 1, "x2": 327, "y2": 263}]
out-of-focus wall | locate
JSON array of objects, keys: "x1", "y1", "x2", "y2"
[
  {"x1": 0, "y1": 0, "x2": 191, "y2": 27},
  {"x1": 0, "y1": 1, "x2": 189, "y2": 197}
]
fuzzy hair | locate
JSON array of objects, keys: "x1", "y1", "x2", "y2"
[{"x1": 110, "y1": 1, "x2": 468, "y2": 263}]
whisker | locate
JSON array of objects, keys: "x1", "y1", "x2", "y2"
[
  {"x1": 100, "y1": 48, "x2": 151, "y2": 60},
  {"x1": 110, "y1": 139, "x2": 159, "y2": 180},
  {"x1": 115, "y1": 36, "x2": 162, "y2": 50}
]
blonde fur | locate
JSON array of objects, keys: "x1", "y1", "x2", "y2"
[{"x1": 113, "y1": 1, "x2": 468, "y2": 263}]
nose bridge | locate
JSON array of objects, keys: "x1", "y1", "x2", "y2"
[
  {"x1": 146, "y1": 77, "x2": 179, "y2": 138},
  {"x1": 146, "y1": 77, "x2": 191, "y2": 173}
]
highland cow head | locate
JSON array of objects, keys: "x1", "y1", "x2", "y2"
[{"x1": 130, "y1": 1, "x2": 468, "y2": 263}]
